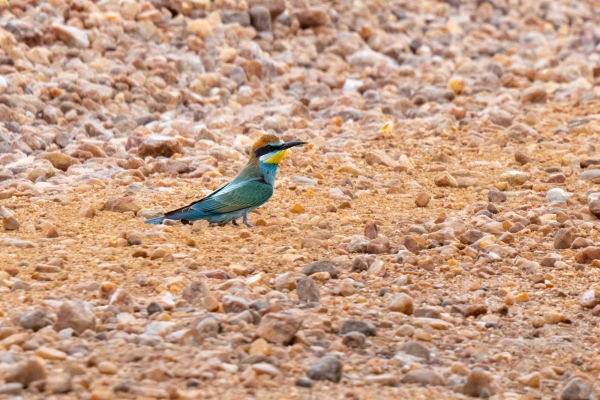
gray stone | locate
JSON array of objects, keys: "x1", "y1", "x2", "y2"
[
  {"x1": 561, "y1": 377, "x2": 593, "y2": 400},
  {"x1": 296, "y1": 278, "x2": 320, "y2": 303},
  {"x1": 250, "y1": 6, "x2": 272, "y2": 31},
  {"x1": 547, "y1": 188, "x2": 570, "y2": 203},
  {"x1": 20, "y1": 308, "x2": 53, "y2": 331},
  {"x1": 307, "y1": 356, "x2": 342, "y2": 383},
  {"x1": 338, "y1": 320, "x2": 376, "y2": 337},
  {"x1": 301, "y1": 260, "x2": 338, "y2": 279}
]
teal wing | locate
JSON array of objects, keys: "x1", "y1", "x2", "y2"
[{"x1": 164, "y1": 178, "x2": 273, "y2": 220}]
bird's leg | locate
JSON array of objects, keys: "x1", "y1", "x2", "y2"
[
  {"x1": 243, "y1": 214, "x2": 253, "y2": 228},
  {"x1": 232, "y1": 219, "x2": 239, "y2": 226}
]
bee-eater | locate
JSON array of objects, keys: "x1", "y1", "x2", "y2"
[{"x1": 145, "y1": 134, "x2": 306, "y2": 227}]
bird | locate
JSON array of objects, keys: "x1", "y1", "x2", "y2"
[{"x1": 145, "y1": 133, "x2": 306, "y2": 227}]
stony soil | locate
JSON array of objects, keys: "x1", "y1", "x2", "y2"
[{"x1": 0, "y1": 0, "x2": 600, "y2": 399}]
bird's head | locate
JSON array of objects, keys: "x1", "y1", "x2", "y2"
[{"x1": 251, "y1": 133, "x2": 306, "y2": 165}]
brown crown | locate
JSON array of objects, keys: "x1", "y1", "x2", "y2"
[{"x1": 252, "y1": 133, "x2": 282, "y2": 152}]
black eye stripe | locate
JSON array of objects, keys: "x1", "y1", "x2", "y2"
[{"x1": 254, "y1": 143, "x2": 281, "y2": 157}]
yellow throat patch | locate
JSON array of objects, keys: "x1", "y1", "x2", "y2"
[{"x1": 262, "y1": 149, "x2": 288, "y2": 164}]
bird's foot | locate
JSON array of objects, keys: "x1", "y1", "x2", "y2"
[
  {"x1": 243, "y1": 214, "x2": 253, "y2": 228},
  {"x1": 232, "y1": 219, "x2": 239, "y2": 226}
]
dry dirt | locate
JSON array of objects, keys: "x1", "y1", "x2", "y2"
[{"x1": 0, "y1": 0, "x2": 599, "y2": 399}]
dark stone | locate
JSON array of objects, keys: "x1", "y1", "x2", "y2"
[
  {"x1": 296, "y1": 278, "x2": 320, "y2": 303},
  {"x1": 307, "y1": 356, "x2": 342, "y2": 383},
  {"x1": 487, "y1": 190, "x2": 506, "y2": 202},
  {"x1": 338, "y1": 320, "x2": 376, "y2": 337},
  {"x1": 147, "y1": 302, "x2": 163, "y2": 315},
  {"x1": 301, "y1": 260, "x2": 338, "y2": 279}
]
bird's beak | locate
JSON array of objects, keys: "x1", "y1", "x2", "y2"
[{"x1": 280, "y1": 140, "x2": 307, "y2": 150}]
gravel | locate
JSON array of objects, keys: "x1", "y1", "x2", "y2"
[{"x1": 0, "y1": 0, "x2": 597, "y2": 397}]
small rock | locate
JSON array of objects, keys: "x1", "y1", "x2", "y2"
[
  {"x1": 295, "y1": 8, "x2": 329, "y2": 29},
  {"x1": 0, "y1": 382, "x2": 23, "y2": 395},
  {"x1": 364, "y1": 220, "x2": 378, "y2": 240},
  {"x1": 250, "y1": 6, "x2": 272, "y2": 31},
  {"x1": 296, "y1": 278, "x2": 320, "y2": 303},
  {"x1": 388, "y1": 293, "x2": 413, "y2": 315},
  {"x1": 462, "y1": 368, "x2": 494, "y2": 398},
  {"x1": 103, "y1": 197, "x2": 141, "y2": 214},
  {"x1": 434, "y1": 171, "x2": 458, "y2": 187},
  {"x1": 138, "y1": 135, "x2": 183, "y2": 158},
  {"x1": 462, "y1": 304, "x2": 488, "y2": 318},
  {"x1": 5, "y1": 357, "x2": 46, "y2": 388},
  {"x1": 342, "y1": 332, "x2": 366, "y2": 348},
  {"x1": 222, "y1": 295, "x2": 248, "y2": 313},
  {"x1": 20, "y1": 307, "x2": 53, "y2": 331},
  {"x1": 78, "y1": 204, "x2": 95, "y2": 218},
  {"x1": 53, "y1": 24, "x2": 89, "y2": 48},
  {"x1": 589, "y1": 200, "x2": 600, "y2": 218},
  {"x1": 34, "y1": 347, "x2": 67, "y2": 361},
  {"x1": 2, "y1": 215, "x2": 19, "y2": 230},
  {"x1": 256, "y1": 313, "x2": 303, "y2": 345},
  {"x1": 347, "y1": 236, "x2": 369, "y2": 253},
  {"x1": 290, "y1": 203, "x2": 305, "y2": 214},
  {"x1": 275, "y1": 272, "x2": 296, "y2": 291},
  {"x1": 575, "y1": 247, "x2": 600, "y2": 264},
  {"x1": 401, "y1": 369, "x2": 444, "y2": 386},
  {"x1": 515, "y1": 151, "x2": 530, "y2": 165},
  {"x1": 547, "y1": 188, "x2": 571, "y2": 203},
  {"x1": 561, "y1": 377, "x2": 593, "y2": 400},
  {"x1": 402, "y1": 341, "x2": 431, "y2": 360},
  {"x1": 54, "y1": 299, "x2": 96, "y2": 334},
  {"x1": 339, "y1": 320, "x2": 376, "y2": 337},
  {"x1": 301, "y1": 260, "x2": 338, "y2": 279},
  {"x1": 499, "y1": 170, "x2": 530, "y2": 186},
  {"x1": 307, "y1": 356, "x2": 342, "y2": 383},
  {"x1": 554, "y1": 228, "x2": 573, "y2": 250},
  {"x1": 335, "y1": 279, "x2": 356, "y2": 297},
  {"x1": 415, "y1": 192, "x2": 431, "y2": 207},
  {"x1": 295, "y1": 377, "x2": 314, "y2": 388},
  {"x1": 488, "y1": 190, "x2": 507, "y2": 202},
  {"x1": 367, "y1": 236, "x2": 390, "y2": 254},
  {"x1": 97, "y1": 361, "x2": 118, "y2": 375}
]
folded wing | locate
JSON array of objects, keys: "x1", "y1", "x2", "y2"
[{"x1": 163, "y1": 178, "x2": 274, "y2": 221}]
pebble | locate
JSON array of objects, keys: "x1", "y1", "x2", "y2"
[
  {"x1": 554, "y1": 228, "x2": 573, "y2": 250},
  {"x1": 54, "y1": 299, "x2": 96, "y2": 334},
  {"x1": 462, "y1": 368, "x2": 494, "y2": 398},
  {"x1": 103, "y1": 197, "x2": 141, "y2": 214},
  {"x1": 415, "y1": 192, "x2": 431, "y2": 207},
  {"x1": 275, "y1": 272, "x2": 296, "y2": 291},
  {"x1": 388, "y1": 293, "x2": 414, "y2": 315},
  {"x1": 548, "y1": 188, "x2": 571, "y2": 203},
  {"x1": 561, "y1": 377, "x2": 593, "y2": 400},
  {"x1": 20, "y1": 307, "x2": 52, "y2": 331},
  {"x1": 402, "y1": 341, "x2": 431, "y2": 360},
  {"x1": 589, "y1": 200, "x2": 600, "y2": 218},
  {"x1": 97, "y1": 361, "x2": 118, "y2": 375},
  {"x1": 301, "y1": 260, "x2": 338, "y2": 279},
  {"x1": 434, "y1": 171, "x2": 458, "y2": 187},
  {"x1": 0, "y1": 0, "x2": 595, "y2": 397},
  {"x1": 5, "y1": 357, "x2": 46, "y2": 388},
  {"x1": 401, "y1": 369, "x2": 444, "y2": 386},
  {"x1": 488, "y1": 190, "x2": 507, "y2": 203},
  {"x1": 2, "y1": 215, "x2": 19, "y2": 230},
  {"x1": 339, "y1": 320, "x2": 376, "y2": 337},
  {"x1": 335, "y1": 279, "x2": 356, "y2": 297},
  {"x1": 296, "y1": 278, "x2": 320, "y2": 303},
  {"x1": 256, "y1": 313, "x2": 302, "y2": 345},
  {"x1": 307, "y1": 356, "x2": 342, "y2": 383}
]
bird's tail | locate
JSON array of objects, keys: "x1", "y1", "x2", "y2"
[{"x1": 145, "y1": 216, "x2": 165, "y2": 224}]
